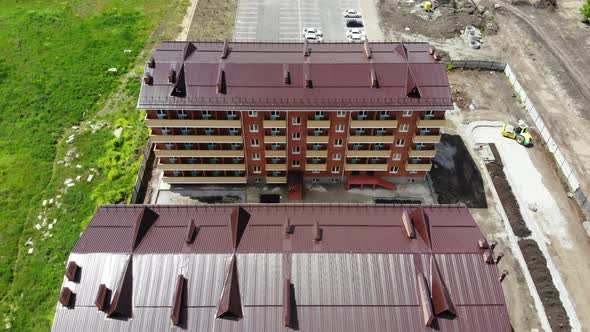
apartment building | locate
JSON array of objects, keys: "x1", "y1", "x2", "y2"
[{"x1": 137, "y1": 41, "x2": 453, "y2": 185}]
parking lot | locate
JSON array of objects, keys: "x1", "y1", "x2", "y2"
[{"x1": 234, "y1": 0, "x2": 361, "y2": 41}]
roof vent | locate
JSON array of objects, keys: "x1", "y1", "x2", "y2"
[
  {"x1": 147, "y1": 57, "x2": 155, "y2": 68},
  {"x1": 170, "y1": 274, "x2": 186, "y2": 326},
  {"x1": 168, "y1": 67, "x2": 176, "y2": 83},
  {"x1": 143, "y1": 73, "x2": 153, "y2": 85},
  {"x1": 430, "y1": 257, "x2": 456, "y2": 317},
  {"x1": 220, "y1": 40, "x2": 229, "y2": 59},
  {"x1": 313, "y1": 221, "x2": 322, "y2": 241},
  {"x1": 132, "y1": 206, "x2": 160, "y2": 250},
  {"x1": 410, "y1": 207, "x2": 431, "y2": 247},
  {"x1": 304, "y1": 73, "x2": 312, "y2": 88},
  {"x1": 108, "y1": 258, "x2": 133, "y2": 319},
  {"x1": 183, "y1": 42, "x2": 197, "y2": 61},
  {"x1": 216, "y1": 65, "x2": 226, "y2": 94},
  {"x1": 59, "y1": 287, "x2": 74, "y2": 308},
  {"x1": 406, "y1": 67, "x2": 421, "y2": 99},
  {"x1": 483, "y1": 250, "x2": 495, "y2": 264},
  {"x1": 283, "y1": 278, "x2": 292, "y2": 327},
  {"x1": 364, "y1": 40, "x2": 372, "y2": 59},
  {"x1": 394, "y1": 42, "x2": 408, "y2": 60},
  {"x1": 370, "y1": 67, "x2": 379, "y2": 88},
  {"x1": 230, "y1": 206, "x2": 251, "y2": 250},
  {"x1": 170, "y1": 63, "x2": 187, "y2": 97},
  {"x1": 95, "y1": 284, "x2": 110, "y2": 312},
  {"x1": 417, "y1": 273, "x2": 435, "y2": 327},
  {"x1": 185, "y1": 219, "x2": 199, "y2": 244},
  {"x1": 65, "y1": 261, "x2": 80, "y2": 282},
  {"x1": 478, "y1": 238, "x2": 489, "y2": 249},
  {"x1": 283, "y1": 64, "x2": 291, "y2": 85},
  {"x1": 401, "y1": 210, "x2": 415, "y2": 238},
  {"x1": 216, "y1": 254, "x2": 243, "y2": 320},
  {"x1": 284, "y1": 217, "x2": 293, "y2": 234}
]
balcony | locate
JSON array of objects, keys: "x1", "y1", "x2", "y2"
[
  {"x1": 412, "y1": 133, "x2": 442, "y2": 144},
  {"x1": 405, "y1": 162, "x2": 433, "y2": 172},
  {"x1": 264, "y1": 135, "x2": 287, "y2": 144},
  {"x1": 151, "y1": 135, "x2": 242, "y2": 143},
  {"x1": 146, "y1": 119, "x2": 241, "y2": 128},
  {"x1": 159, "y1": 163, "x2": 246, "y2": 171},
  {"x1": 306, "y1": 136, "x2": 329, "y2": 144},
  {"x1": 266, "y1": 164, "x2": 287, "y2": 171},
  {"x1": 416, "y1": 119, "x2": 447, "y2": 128},
  {"x1": 345, "y1": 163, "x2": 388, "y2": 171},
  {"x1": 305, "y1": 150, "x2": 328, "y2": 158},
  {"x1": 155, "y1": 150, "x2": 244, "y2": 158},
  {"x1": 163, "y1": 176, "x2": 247, "y2": 184},
  {"x1": 263, "y1": 120, "x2": 287, "y2": 128},
  {"x1": 307, "y1": 120, "x2": 331, "y2": 128},
  {"x1": 350, "y1": 120, "x2": 398, "y2": 128},
  {"x1": 305, "y1": 163, "x2": 327, "y2": 171},
  {"x1": 408, "y1": 149, "x2": 437, "y2": 158},
  {"x1": 266, "y1": 176, "x2": 287, "y2": 184},
  {"x1": 265, "y1": 150, "x2": 287, "y2": 158},
  {"x1": 348, "y1": 135, "x2": 395, "y2": 144},
  {"x1": 346, "y1": 150, "x2": 391, "y2": 158}
]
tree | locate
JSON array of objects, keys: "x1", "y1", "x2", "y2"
[{"x1": 581, "y1": 0, "x2": 590, "y2": 22}]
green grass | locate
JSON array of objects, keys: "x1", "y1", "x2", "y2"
[{"x1": 0, "y1": 0, "x2": 188, "y2": 329}]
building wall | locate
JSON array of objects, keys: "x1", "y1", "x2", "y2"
[{"x1": 145, "y1": 109, "x2": 447, "y2": 185}]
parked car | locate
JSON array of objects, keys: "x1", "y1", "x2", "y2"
[
  {"x1": 302, "y1": 27, "x2": 323, "y2": 37},
  {"x1": 346, "y1": 19, "x2": 364, "y2": 28},
  {"x1": 304, "y1": 33, "x2": 324, "y2": 43},
  {"x1": 346, "y1": 29, "x2": 366, "y2": 42},
  {"x1": 346, "y1": 28, "x2": 366, "y2": 37},
  {"x1": 343, "y1": 9, "x2": 362, "y2": 18}
]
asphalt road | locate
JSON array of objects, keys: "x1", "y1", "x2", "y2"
[{"x1": 234, "y1": 0, "x2": 361, "y2": 41}]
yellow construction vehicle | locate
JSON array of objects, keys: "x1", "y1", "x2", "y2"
[{"x1": 501, "y1": 120, "x2": 532, "y2": 146}]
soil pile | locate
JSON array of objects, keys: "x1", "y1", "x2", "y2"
[{"x1": 430, "y1": 134, "x2": 487, "y2": 208}]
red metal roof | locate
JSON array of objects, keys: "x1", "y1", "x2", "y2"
[
  {"x1": 137, "y1": 41, "x2": 453, "y2": 111},
  {"x1": 55, "y1": 204, "x2": 511, "y2": 331}
]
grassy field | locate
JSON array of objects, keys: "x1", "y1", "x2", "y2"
[
  {"x1": 187, "y1": 0, "x2": 237, "y2": 40},
  {"x1": 0, "y1": 0, "x2": 188, "y2": 329}
]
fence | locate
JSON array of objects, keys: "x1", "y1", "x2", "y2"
[
  {"x1": 130, "y1": 141, "x2": 155, "y2": 204},
  {"x1": 448, "y1": 60, "x2": 506, "y2": 71},
  {"x1": 503, "y1": 64, "x2": 590, "y2": 218}
]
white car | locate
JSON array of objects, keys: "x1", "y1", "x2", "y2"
[
  {"x1": 347, "y1": 31, "x2": 366, "y2": 42},
  {"x1": 343, "y1": 9, "x2": 362, "y2": 18},
  {"x1": 304, "y1": 33, "x2": 324, "y2": 43},
  {"x1": 302, "y1": 28, "x2": 323, "y2": 37},
  {"x1": 346, "y1": 28, "x2": 366, "y2": 37}
]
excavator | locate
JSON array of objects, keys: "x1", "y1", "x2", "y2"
[{"x1": 501, "y1": 120, "x2": 532, "y2": 146}]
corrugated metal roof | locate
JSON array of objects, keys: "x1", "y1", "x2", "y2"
[
  {"x1": 54, "y1": 204, "x2": 512, "y2": 331},
  {"x1": 137, "y1": 41, "x2": 453, "y2": 111}
]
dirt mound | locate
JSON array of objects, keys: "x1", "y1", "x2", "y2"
[{"x1": 430, "y1": 134, "x2": 487, "y2": 208}]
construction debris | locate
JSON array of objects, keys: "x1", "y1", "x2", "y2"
[{"x1": 463, "y1": 25, "x2": 482, "y2": 49}]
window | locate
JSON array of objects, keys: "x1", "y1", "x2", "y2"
[
  {"x1": 292, "y1": 160, "x2": 300, "y2": 167},
  {"x1": 207, "y1": 143, "x2": 216, "y2": 150},
  {"x1": 184, "y1": 143, "x2": 193, "y2": 150},
  {"x1": 357, "y1": 110, "x2": 368, "y2": 119},
  {"x1": 425, "y1": 110, "x2": 435, "y2": 119},
  {"x1": 253, "y1": 166, "x2": 262, "y2": 173},
  {"x1": 312, "y1": 177, "x2": 320, "y2": 182},
  {"x1": 403, "y1": 110, "x2": 413, "y2": 117},
  {"x1": 191, "y1": 171, "x2": 200, "y2": 177},
  {"x1": 251, "y1": 139, "x2": 259, "y2": 147},
  {"x1": 335, "y1": 124, "x2": 345, "y2": 132},
  {"x1": 165, "y1": 143, "x2": 174, "y2": 150},
  {"x1": 331, "y1": 178, "x2": 339, "y2": 183},
  {"x1": 271, "y1": 128, "x2": 281, "y2": 136},
  {"x1": 252, "y1": 153, "x2": 260, "y2": 160},
  {"x1": 292, "y1": 146, "x2": 301, "y2": 154},
  {"x1": 376, "y1": 128, "x2": 387, "y2": 136},
  {"x1": 229, "y1": 128, "x2": 239, "y2": 136},
  {"x1": 399, "y1": 124, "x2": 410, "y2": 132},
  {"x1": 374, "y1": 143, "x2": 384, "y2": 150},
  {"x1": 337, "y1": 111, "x2": 346, "y2": 117},
  {"x1": 227, "y1": 110, "x2": 237, "y2": 119},
  {"x1": 392, "y1": 153, "x2": 402, "y2": 160},
  {"x1": 249, "y1": 111, "x2": 258, "y2": 117},
  {"x1": 270, "y1": 111, "x2": 280, "y2": 120},
  {"x1": 169, "y1": 157, "x2": 177, "y2": 164},
  {"x1": 420, "y1": 128, "x2": 431, "y2": 135},
  {"x1": 231, "y1": 143, "x2": 241, "y2": 150},
  {"x1": 161, "y1": 127, "x2": 170, "y2": 135},
  {"x1": 172, "y1": 170, "x2": 181, "y2": 177},
  {"x1": 250, "y1": 124, "x2": 259, "y2": 132},
  {"x1": 315, "y1": 111, "x2": 324, "y2": 120},
  {"x1": 178, "y1": 110, "x2": 187, "y2": 119},
  {"x1": 156, "y1": 110, "x2": 166, "y2": 119},
  {"x1": 271, "y1": 143, "x2": 281, "y2": 150},
  {"x1": 390, "y1": 166, "x2": 399, "y2": 174},
  {"x1": 202, "y1": 110, "x2": 211, "y2": 119},
  {"x1": 209, "y1": 157, "x2": 219, "y2": 164},
  {"x1": 331, "y1": 166, "x2": 340, "y2": 173},
  {"x1": 396, "y1": 139, "x2": 406, "y2": 147},
  {"x1": 255, "y1": 178, "x2": 262, "y2": 183},
  {"x1": 334, "y1": 139, "x2": 343, "y2": 147},
  {"x1": 380, "y1": 111, "x2": 389, "y2": 119},
  {"x1": 333, "y1": 152, "x2": 341, "y2": 160},
  {"x1": 314, "y1": 128, "x2": 323, "y2": 136},
  {"x1": 312, "y1": 143, "x2": 322, "y2": 150},
  {"x1": 233, "y1": 157, "x2": 242, "y2": 164},
  {"x1": 292, "y1": 132, "x2": 301, "y2": 140},
  {"x1": 293, "y1": 117, "x2": 301, "y2": 125},
  {"x1": 204, "y1": 128, "x2": 214, "y2": 135},
  {"x1": 355, "y1": 128, "x2": 365, "y2": 136}
]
